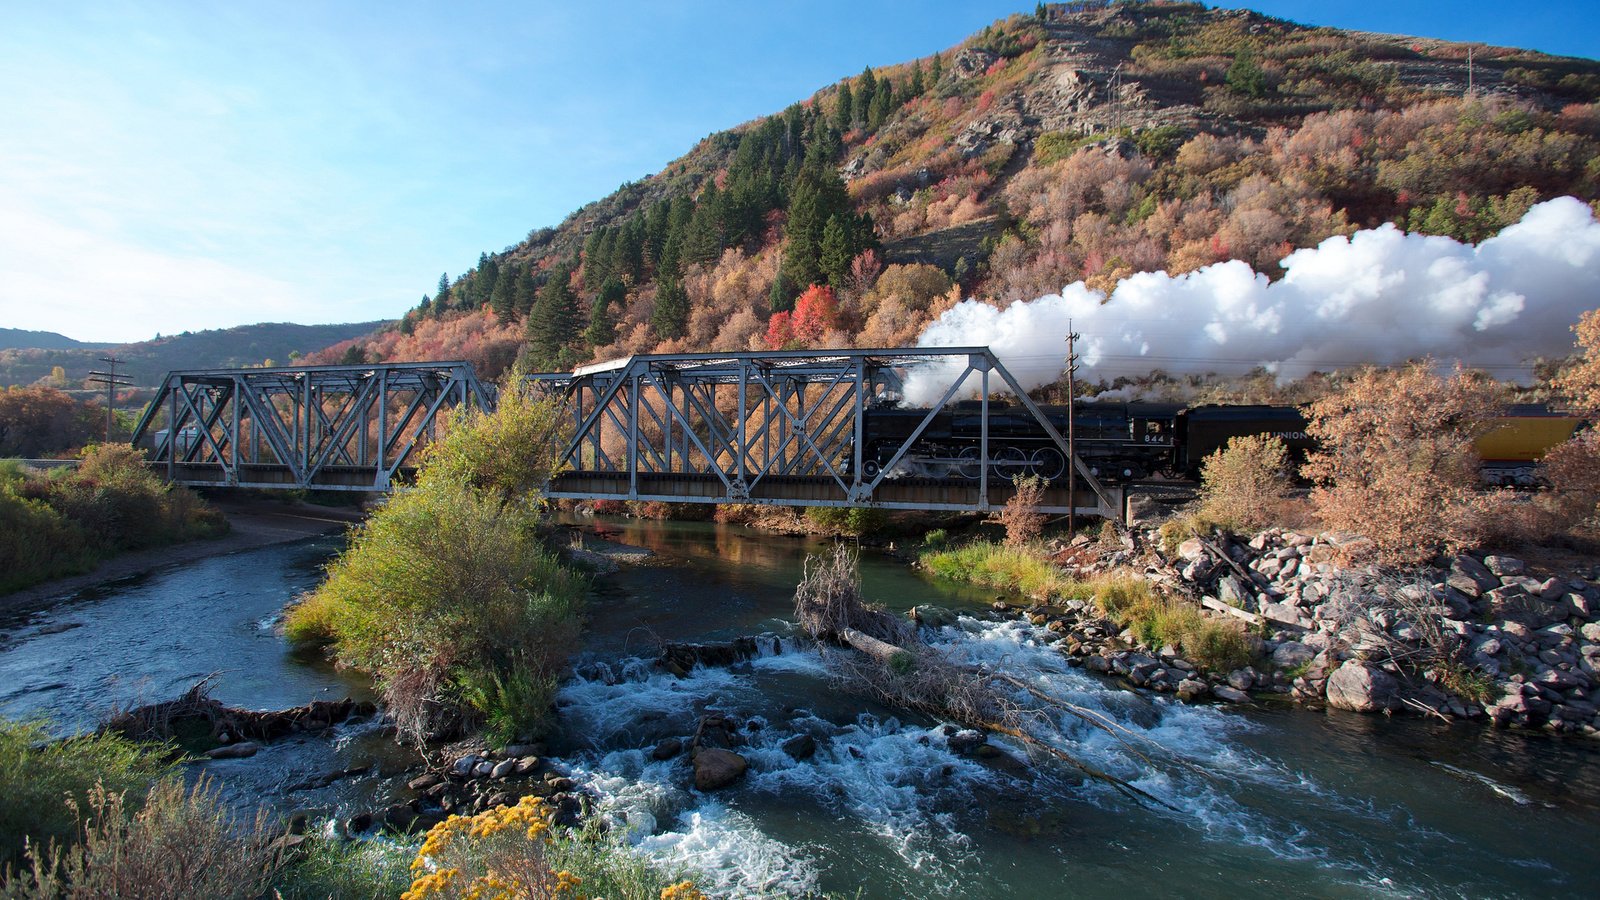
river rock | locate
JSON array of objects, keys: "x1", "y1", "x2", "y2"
[
  {"x1": 781, "y1": 733, "x2": 817, "y2": 760},
  {"x1": 1451, "y1": 555, "x2": 1500, "y2": 592},
  {"x1": 1485, "y1": 555, "x2": 1527, "y2": 578},
  {"x1": 947, "y1": 728, "x2": 987, "y2": 755},
  {"x1": 490, "y1": 759, "x2": 516, "y2": 779},
  {"x1": 1177, "y1": 679, "x2": 1209, "y2": 702},
  {"x1": 910, "y1": 605, "x2": 959, "y2": 628},
  {"x1": 452, "y1": 754, "x2": 482, "y2": 776},
  {"x1": 693, "y1": 748, "x2": 748, "y2": 790},
  {"x1": 1272, "y1": 642, "x2": 1315, "y2": 670},
  {"x1": 514, "y1": 756, "x2": 541, "y2": 776},
  {"x1": 1212, "y1": 685, "x2": 1251, "y2": 703},
  {"x1": 651, "y1": 737, "x2": 683, "y2": 761},
  {"x1": 205, "y1": 741, "x2": 260, "y2": 759},
  {"x1": 1325, "y1": 661, "x2": 1399, "y2": 713},
  {"x1": 408, "y1": 772, "x2": 443, "y2": 792}
]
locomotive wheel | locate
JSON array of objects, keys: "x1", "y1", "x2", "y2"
[
  {"x1": 861, "y1": 459, "x2": 882, "y2": 479},
  {"x1": 1030, "y1": 447, "x2": 1066, "y2": 481},
  {"x1": 994, "y1": 446, "x2": 1029, "y2": 480},
  {"x1": 956, "y1": 447, "x2": 981, "y2": 480}
]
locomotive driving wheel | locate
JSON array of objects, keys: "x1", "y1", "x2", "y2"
[{"x1": 1030, "y1": 447, "x2": 1066, "y2": 481}]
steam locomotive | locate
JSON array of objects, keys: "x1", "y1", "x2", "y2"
[{"x1": 856, "y1": 401, "x2": 1582, "y2": 486}]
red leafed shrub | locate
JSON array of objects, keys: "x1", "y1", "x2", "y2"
[
  {"x1": 765, "y1": 311, "x2": 795, "y2": 349},
  {"x1": 792, "y1": 285, "x2": 840, "y2": 344}
]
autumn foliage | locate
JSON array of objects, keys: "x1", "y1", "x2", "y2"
[
  {"x1": 766, "y1": 285, "x2": 840, "y2": 349},
  {"x1": 1301, "y1": 363, "x2": 1504, "y2": 563}
]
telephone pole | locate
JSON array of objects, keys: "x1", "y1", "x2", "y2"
[
  {"x1": 1065, "y1": 320, "x2": 1080, "y2": 536},
  {"x1": 87, "y1": 357, "x2": 131, "y2": 443}
]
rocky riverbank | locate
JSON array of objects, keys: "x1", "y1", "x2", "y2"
[{"x1": 985, "y1": 528, "x2": 1600, "y2": 738}]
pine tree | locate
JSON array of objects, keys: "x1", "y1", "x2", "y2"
[
  {"x1": 651, "y1": 278, "x2": 689, "y2": 340},
  {"x1": 682, "y1": 181, "x2": 725, "y2": 267},
  {"x1": 834, "y1": 81, "x2": 854, "y2": 131},
  {"x1": 820, "y1": 215, "x2": 852, "y2": 288},
  {"x1": 490, "y1": 267, "x2": 516, "y2": 321},
  {"x1": 527, "y1": 264, "x2": 579, "y2": 363},
  {"x1": 513, "y1": 266, "x2": 538, "y2": 318},
  {"x1": 769, "y1": 266, "x2": 795, "y2": 314},
  {"x1": 585, "y1": 276, "x2": 625, "y2": 346},
  {"x1": 929, "y1": 52, "x2": 943, "y2": 88},
  {"x1": 857, "y1": 67, "x2": 877, "y2": 121},
  {"x1": 908, "y1": 59, "x2": 925, "y2": 97},
  {"x1": 435, "y1": 273, "x2": 451, "y2": 312},
  {"x1": 869, "y1": 84, "x2": 894, "y2": 130}
]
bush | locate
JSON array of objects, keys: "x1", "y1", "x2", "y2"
[
  {"x1": 804, "y1": 505, "x2": 888, "y2": 536},
  {"x1": 1090, "y1": 575, "x2": 1252, "y2": 671},
  {"x1": 1197, "y1": 435, "x2": 1291, "y2": 533},
  {"x1": 402, "y1": 796, "x2": 696, "y2": 900},
  {"x1": 1302, "y1": 363, "x2": 1504, "y2": 564},
  {"x1": 922, "y1": 528, "x2": 948, "y2": 547},
  {"x1": 0, "y1": 719, "x2": 172, "y2": 864},
  {"x1": 285, "y1": 395, "x2": 583, "y2": 745},
  {"x1": 0, "y1": 448, "x2": 226, "y2": 593},
  {"x1": 4, "y1": 777, "x2": 280, "y2": 899},
  {"x1": 997, "y1": 475, "x2": 1048, "y2": 547},
  {"x1": 273, "y1": 836, "x2": 414, "y2": 900},
  {"x1": 920, "y1": 540, "x2": 1075, "y2": 600}
]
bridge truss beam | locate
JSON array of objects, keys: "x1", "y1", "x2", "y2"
[
  {"x1": 130, "y1": 362, "x2": 493, "y2": 491},
  {"x1": 532, "y1": 347, "x2": 1119, "y2": 518}
]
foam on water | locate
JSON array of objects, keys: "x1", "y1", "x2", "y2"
[{"x1": 554, "y1": 617, "x2": 1434, "y2": 893}]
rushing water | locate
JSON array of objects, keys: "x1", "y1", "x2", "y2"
[{"x1": 2, "y1": 518, "x2": 1597, "y2": 897}]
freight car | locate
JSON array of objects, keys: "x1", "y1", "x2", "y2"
[{"x1": 856, "y1": 400, "x2": 1579, "y2": 485}]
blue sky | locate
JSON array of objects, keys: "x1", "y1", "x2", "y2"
[{"x1": 1, "y1": 1, "x2": 1596, "y2": 343}]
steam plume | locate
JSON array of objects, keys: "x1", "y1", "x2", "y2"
[{"x1": 902, "y1": 196, "x2": 1600, "y2": 405}]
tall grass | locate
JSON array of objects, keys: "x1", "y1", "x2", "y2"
[
  {"x1": 0, "y1": 446, "x2": 227, "y2": 594},
  {"x1": 1091, "y1": 575, "x2": 1253, "y2": 671},
  {"x1": 0, "y1": 718, "x2": 172, "y2": 864},
  {"x1": 272, "y1": 836, "x2": 415, "y2": 900},
  {"x1": 284, "y1": 394, "x2": 582, "y2": 746},
  {"x1": 920, "y1": 540, "x2": 1080, "y2": 600}
]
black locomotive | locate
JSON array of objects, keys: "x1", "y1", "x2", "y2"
[{"x1": 856, "y1": 400, "x2": 1315, "y2": 483}]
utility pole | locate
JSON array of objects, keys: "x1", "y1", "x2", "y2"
[
  {"x1": 1065, "y1": 320, "x2": 1080, "y2": 536},
  {"x1": 87, "y1": 357, "x2": 131, "y2": 443},
  {"x1": 1467, "y1": 47, "x2": 1474, "y2": 97}
]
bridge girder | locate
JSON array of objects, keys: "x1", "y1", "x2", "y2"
[{"x1": 130, "y1": 362, "x2": 493, "y2": 491}]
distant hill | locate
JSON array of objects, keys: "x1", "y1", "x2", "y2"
[
  {"x1": 0, "y1": 321, "x2": 387, "y2": 388},
  {"x1": 303, "y1": 1, "x2": 1600, "y2": 382},
  {"x1": 0, "y1": 328, "x2": 115, "y2": 352}
]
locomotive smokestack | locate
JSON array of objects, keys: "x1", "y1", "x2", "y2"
[{"x1": 901, "y1": 196, "x2": 1600, "y2": 405}]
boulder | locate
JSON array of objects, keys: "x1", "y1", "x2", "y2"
[
  {"x1": 490, "y1": 759, "x2": 516, "y2": 779},
  {"x1": 1176, "y1": 679, "x2": 1209, "y2": 702},
  {"x1": 692, "y1": 748, "x2": 748, "y2": 791},
  {"x1": 1450, "y1": 555, "x2": 1500, "y2": 593},
  {"x1": 1177, "y1": 538, "x2": 1207, "y2": 563},
  {"x1": 781, "y1": 733, "x2": 817, "y2": 761},
  {"x1": 1212, "y1": 685, "x2": 1251, "y2": 703},
  {"x1": 1484, "y1": 555, "x2": 1526, "y2": 578},
  {"x1": 947, "y1": 729, "x2": 987, "y2": 755},
  {"x1": 650, "y1": 738, "x2": 683, "y2": 761},
  {"x1": 1325, "y1": 661, "x2": 1399, "y2": 713},
  {"x1": 205, "y1": 741, "x2": 260, "y2": 760},
  {"x1": 1271, "y1": 641, "x2": 1315, "y2": 670}
]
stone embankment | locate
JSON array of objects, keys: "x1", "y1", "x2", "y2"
[{"x1": 1022, "y1": 529, "x2": 1600, "y2": 737}]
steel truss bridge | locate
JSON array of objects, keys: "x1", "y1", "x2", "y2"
[{"x1": 132, "y1": 349, "x2": 1121, "y2": 518}]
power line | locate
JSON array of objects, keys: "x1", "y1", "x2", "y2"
[{"x1": 86, "y1": 357, "x2": 132, "y2": 443}]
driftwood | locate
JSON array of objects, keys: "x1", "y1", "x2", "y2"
[{"x1": 797, "y1": 545, "x2": 1177, "y2": 809}]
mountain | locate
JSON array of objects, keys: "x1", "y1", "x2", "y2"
[
  {"x1": 0, "y1": 321, "x2": 387, "y2": 389},
  {"x1": 307, "y1": 1, "x2": 1600, "y2": 382},
  {"x1": 0, "y1": 328, "x2": 115, "y2": 352}
]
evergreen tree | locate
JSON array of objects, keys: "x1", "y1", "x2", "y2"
[
  {"x1": 490, "y1": 267, "x2": 516, "y2": 321},
  {"x1": 474, "y1": 255, "x2": 500, "y2": 309},
  {"x1": 650, "y1": 278, "x2": 689, "y2": 340},
  {"x1": 527, "y1": 264, "x2": 579, "y2": 363},
  {"x1": 820, "y1": 215, "x2": 852, "y2": 288},
  {"x1": 857, "y1": 67, "x2": 878, "y2": 121},
  {"x1": 682, "y1": 181, "x2": 725, "y2": 267},
  {"x1": 869, "y1": 84, "x2": 894, "y2": 130},
  {"x1": 908, "y1": 59, "x2": 925, "y2": 97},
  {"x1": 929, "y1": 53, "x2": 943, "y2": 88},
  {"x1": 769, "y1": 266, "x2": 795, "y2": 313},
  {"x1": 435, "y1": 273, "x2": 451, "y2": 312},
  {"x1": 585, "y1": 276, "x2": 625, "y2": 346},
  {"x1": 513, "y1": 266, "x2": 539, "y2": 318},
  {"x1": 834, "y1": 81, "x2": 854, "y2": 132},
  {"x1": 418, "y1": 294, "x2": 432, "y2": 316}
]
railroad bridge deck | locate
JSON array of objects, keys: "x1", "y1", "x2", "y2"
[{"x1": 132, "y1": 349, "x2": 1122, "y2": 518}]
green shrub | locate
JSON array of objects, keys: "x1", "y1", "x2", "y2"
[
  {"x1": 0, "y1": 718, "x2": 172, "y2": 863},
  {"x1": 804, "y1": 505, "x2": 886, "y2": 536},
  {"x1": 922, "y1": 528, "x2": 948, "y2": 547},
  {"x1": 920, "y1": 541, "x2": 1079, "y2": 600},
  {"x1": 285, "y1": 395, "x2": 582, "y2": 746},
  {"x1": 272, "y1": 835, "x2": 414, "y2": 900}
]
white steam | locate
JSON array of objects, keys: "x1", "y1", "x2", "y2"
[{"x1": 902, "y1": 196, "x2": 1600, "y2": 405}]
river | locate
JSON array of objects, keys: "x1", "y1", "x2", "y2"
[{"x1": 1, "y1": 518, "x2": 1596, "y2": 898}]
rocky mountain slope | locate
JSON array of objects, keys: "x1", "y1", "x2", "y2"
[{"x1": 311, "y1": 1, "x2": 1600, "y2": 382}]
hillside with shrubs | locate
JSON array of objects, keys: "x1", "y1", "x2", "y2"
[{"x1": 307, "y1": 1, "x2": 1600, "y2": 379}]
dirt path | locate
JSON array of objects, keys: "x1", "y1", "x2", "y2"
[{"x1": 1, "y1": 498, "x2": 368, "y2": 616}]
